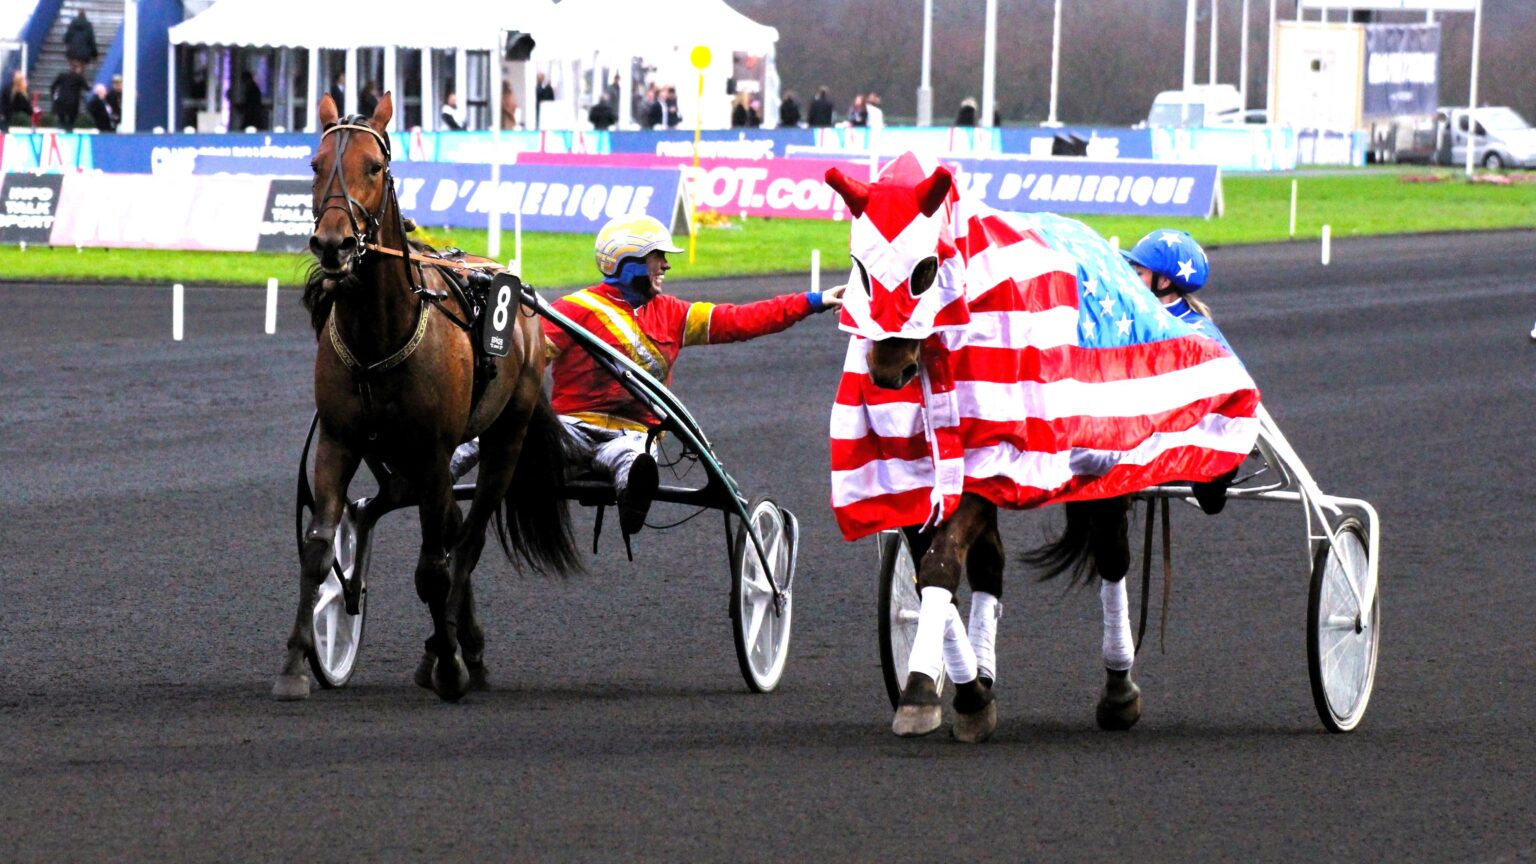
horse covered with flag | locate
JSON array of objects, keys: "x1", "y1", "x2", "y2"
[{"x1": 826, "y1": 152, "x2": 1260, "y2": 741}]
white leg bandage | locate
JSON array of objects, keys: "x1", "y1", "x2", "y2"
[
  {"x1": 942, "y1": 604, "x2": 979, "y2": 685},
  {"x1": 907, "y1": 586, "x2": 952, "y2": 683},
  {"x1": 968, "y1": 592, "x2": 1002, "y2": 684},
  {"x1": 1100, "y1": 578, "x2": 1134, "y2": 672}
]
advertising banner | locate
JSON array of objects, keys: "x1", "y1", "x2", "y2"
[
  {"x1": 515, "y1": 152, "x2": 866, "y2": 220},
  {"x1": 0, "y1": 132, "x2": 95, "y2": 173},
  {"x1": 1151, "y1": 126, "x2": 1300, "y2": 171},
  {"x1": 258, "y1": 179, "x2": 314, "y2": 253},
  {"x1": 999, "y1": 128, "x2": 1156, "y2": 160},
  {"x1": 90, "y1": 132, "x2": 314, "y2": 175},
  {"x1": 1363, "y1": 24, "x2": 1440, "y2": 119},
  {"x1": 0, "y1": 173, "x2": 65, "y2": 244},
  {"x1": 949, "y1": 157, "x2": 1221, "y2": 218},
  {"x1": 49, "y1": 174, "x2": 271, "y2": 251},
  {"x1": 607, "y1": 128, "x2": 813, "y2": 159},
  {"x1": 389, "y1": 162, "x2": 686, "y2": 234}
]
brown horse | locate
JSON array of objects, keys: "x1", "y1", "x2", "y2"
[{"x1": 272, "y1": 92, "x2": 578, "y2": 703}]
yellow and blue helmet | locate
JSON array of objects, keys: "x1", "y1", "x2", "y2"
[{"x1": 594, "y1": 215, "x2": 683, "y2": 276}]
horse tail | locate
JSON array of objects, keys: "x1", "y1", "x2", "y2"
[
  {"x1": 1020, "y1": 498, "x2": 1131, "y2": 587},
  {"x1": 492, "y1": 393, "x2": 582, "y2": 576}
]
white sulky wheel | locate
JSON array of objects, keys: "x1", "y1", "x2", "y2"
[
  {"x1": 877, "y1": 530, "x2": 947, "y2": 710},
  {"x1": 1307, "y1": 516, "x2": 1379, "y2": 732},
  {"x1": 731, "y1": 498, "x2": 794, "y2": 693},
  {"x1": 306, "y1": 506, "x2": 368, "y2": 688}
]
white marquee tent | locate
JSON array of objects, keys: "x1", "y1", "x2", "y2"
[{"x1": 166, "y1": 0, "x2": 779, "y2": 132}]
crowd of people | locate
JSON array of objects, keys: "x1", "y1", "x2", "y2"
[{"x1": 3, "y1": 11, "x2": 121, "y2": 133}]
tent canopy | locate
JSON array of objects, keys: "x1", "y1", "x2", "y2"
[{"x1": 168, "y1": 0, "x2": 777, "y2": 58}]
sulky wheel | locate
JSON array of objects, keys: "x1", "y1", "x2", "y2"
[
  {"x1": 877, "y1": 530, "x2": 947, "y2": 710},
  {"x1": 306, "y1": 504, "x2": 369, "y2": 688},
  {"x1": 1307, "y1": 516, "x2": 1379, "y2": 732},
  {"x1": 730, "y1": 498, "x2": 794, "y2": 693}
]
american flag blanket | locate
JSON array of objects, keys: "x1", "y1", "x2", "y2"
[{"x1": 827, "y1": 154, "x2": 1261, "y2": 541}]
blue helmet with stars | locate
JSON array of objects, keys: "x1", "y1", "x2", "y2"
[{"x1": 1123, "y1": 229, "x2": 1209, "y2": 292}]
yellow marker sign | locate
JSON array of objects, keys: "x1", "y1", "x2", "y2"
[{"x1": 688, "y1": 45, "x2": 711, "y2": 263}]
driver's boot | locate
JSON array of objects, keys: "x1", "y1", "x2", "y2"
[{"x1": 618, "y1": 453, "x2": 658, "y2": 535}]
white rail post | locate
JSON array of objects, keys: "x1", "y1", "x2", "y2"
[
  {"x1": 265, "y1": 278, "x2": 279, "y2": 334},
  {"x1": 1289, "y1": 179, "x2": 1298, "y2": 237},
  {"x1": 173, "y1": 284, "x2": 184, "y2": 341}
]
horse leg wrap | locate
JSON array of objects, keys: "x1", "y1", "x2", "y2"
[
  {"x1": 942, "y1": 604, "x2": 979, "y2": 685},
  {"x1": 907, "y1": 587, "x2": 952, "y2": 684},
  {"x1": 1100, "y1": 578, "x2": 1134, "y2": 672},
  {"x1": 968, "y1": 592, "x2": 1002, "y2": 686}
]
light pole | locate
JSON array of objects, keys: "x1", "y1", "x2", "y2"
[
  {"x1": 981, "y1": 0, "x2": 997, "y2": 127},
  {"x1": 1466, "y1": 0, "x2": 1483, "y2": 177},
  {"x1": 917, "y1": 0, "x2": 933, "y2": 126},
  {"x1": 1183, "y1": 0, "x2": 1197, "y2": 90},
  {"x1": 1046, "y1": 0, "x2": 1063, "y2": 126},
  {"x1": 1208, "y1": 0, "x2": 1218, "y2": 85},
  {"x1": 123, "y1": 0, "x2": 138, "y2": 132},
  {"x1": 1239, "y1": 0, "x2": 1250, "y2": 107}
]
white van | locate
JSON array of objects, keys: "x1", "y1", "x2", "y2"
[
  {"x1": 1146, "y1": 85, "x2": 1246, "y2": 128},
  {"x1": 1444, "y1": 106, "x2": 1536, "y2": 170}
]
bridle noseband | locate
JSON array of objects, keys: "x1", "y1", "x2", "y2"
[{"x1": 314, "y1": 118, "x2": 393, "y2": 269}]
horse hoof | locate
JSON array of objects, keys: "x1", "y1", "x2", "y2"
[
  {"x1": 1096, "y1": 671, "x2": 1142, "y2": 731},
  {"x1": 893, "y1": 704, "x2": 943, "y2": 737},
  {"x1": 466, "y1": 662, "x2": 491, "y2": 692},
  {"x1": 952, "y1": 700, "x2": 998, "y2": 743},
  {"x1": 271, "y1": 674, "x2": 311, "y2": 701},
  {"x1": 892, "y1": 672, "x2": 943, "y2": 737},
  {"x1": 413, "y1": 652, "x2": 435, "y2": 689},
  {"x1": 432, "y1": 655, "x2": 470, "y2": 702}
]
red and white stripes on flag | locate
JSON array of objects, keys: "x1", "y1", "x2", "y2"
[{"x1": 829, "y1": 208, "x2": 1261, "y2": 541}]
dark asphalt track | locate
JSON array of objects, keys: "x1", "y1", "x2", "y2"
[{"x1": 3, "y1": 230, "x2": 1535, "y2": 862}]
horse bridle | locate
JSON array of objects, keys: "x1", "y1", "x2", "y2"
[{"x1": 314, "y1": 117, "x2": 393, "y2": 271}]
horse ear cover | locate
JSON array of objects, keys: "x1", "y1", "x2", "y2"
[
  {"x1": 825, "y1": 168, "x2": 870, "y2": 218},
  {"x1": 915, "y1": 168, "x2": 953, "y2": 218}
]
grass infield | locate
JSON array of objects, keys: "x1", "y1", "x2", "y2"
[{"x1": 2, "y1": 170, "x2": 1532, "y2": 289}]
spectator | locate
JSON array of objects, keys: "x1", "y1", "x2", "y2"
[
  {"x1": 229, "y1": 69, "x2": 266, "y2": 130},
  {"x1": 639, "y1": 84, "x2": 663, "y2": 129},
  {"x1": 588, "y1": 97, "x2": 617, "y2": 131},
  {"x1": 440, "y1": 90, "x2": 464, "y2": 130},
  {"x1": 955, "y1": 96, "x2": 978, "y2": 127},
  {"x1": 604, "y1": 72, "x2": 621, "y2": 112},
  {"x1": 778, "y1": 90, "x2": 801, "y2": 127},
  {"x1": 3, "y1": 70, "x2": 32, "y2": 132},
  {"x1": 358, "y1": 81, "x2": 379, "y2": 118},
  {"x1": 731, "y1": 91, "x2": 752, "y2": 128},
  {"x1": 663, "y1": 85, "x2": 681, "y2": 128},
  {"x1": 865, "y1": 91, "x2": 884, "y2": 129},
  {"x1": 50, "y1": 62, "x2": 88, "y2": 132},
  {"x1": 501, "y1": 79, "x2": 519, "y2": 129},
  {"x1": 535, "y1": 72, "x2": 554, "y2": 126},
  {"x1": 328, "y1": 72, "x2": 345, "y2": 111},
  {"x1": 845, "y1": 93, "x2": 867, "y2": 127},
  {"x1": 807, "y1": 86, "x2": 833, "y2": 127},
  {"x1": 105, "y1": 74, "x2": 122, "y2": 122},
  {"x1": 86, "y1": 83, "x2": 116, "y2": 132},
  {"x1": 63, "y1": 12, "x2": 99, "y2": 70}
]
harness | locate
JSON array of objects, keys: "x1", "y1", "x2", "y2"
[{"x1": 314, "y1": 117, "x2": 507, "y2": 438}]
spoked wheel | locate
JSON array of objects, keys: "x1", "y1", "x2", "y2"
[
  {"x1": 730, "y1": 498, "x2": 796, "y2": 693},
  {"x1": 877, "y1": 530, "x2": 947, "y2": 709},
  {"x1": 1307, "y1": 516, "x2": 1379, "y2": 732},
  {"x1": 306, "y1": 504, "x2": 369, "y2": 688}
]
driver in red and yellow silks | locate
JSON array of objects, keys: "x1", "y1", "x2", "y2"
[{"x1": 451, "y1": 214, "x2": 844, "y2": 535}]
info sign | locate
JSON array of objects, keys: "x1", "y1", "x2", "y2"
[{"x1": 0, "y1": 173, "x2": 64, "y2": 244}]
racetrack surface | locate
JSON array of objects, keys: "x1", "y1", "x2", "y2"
[{"x1": 3, "y1": 230, "x2": 1535, "y2": 862}]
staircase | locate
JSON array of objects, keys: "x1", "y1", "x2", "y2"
[{"x1": 32, "y1": 0, "x2": 123, "y2": 97}]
